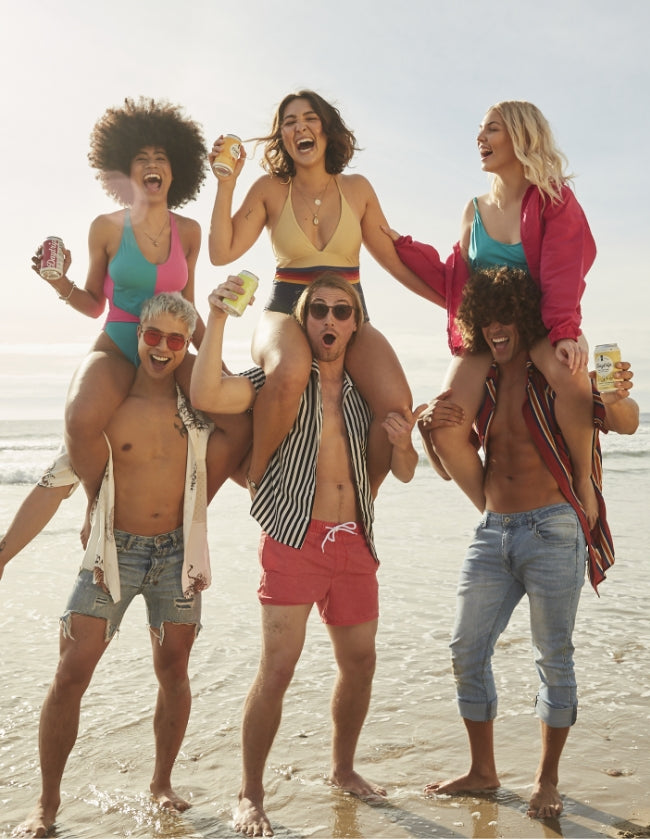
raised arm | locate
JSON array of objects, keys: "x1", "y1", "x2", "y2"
[
  {"x1": 190, "y1": 277, "x2": 258, "y2": 414},
  {"x1": 207, "y1": 139, "x2": 269, "y2": 265}
]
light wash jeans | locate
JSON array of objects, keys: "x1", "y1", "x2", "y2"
[
  {"x1": 450, "y1": 503, "x2": 586, "y2": 728},
  {"x1": 62, "y1": 526, "x2": 201, "y2": 642}
]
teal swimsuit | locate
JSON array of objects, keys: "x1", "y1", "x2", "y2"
[
  {"x1": 468, "y1": 197, "x2": 528, "y2": 271},
  {"x1": 103, "y1": 211, "x2": 188, "y2": 363}
]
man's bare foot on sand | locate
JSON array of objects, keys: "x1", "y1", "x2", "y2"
[
  {"x1": 12, "y1": 800, "x2": 58, "y2": 838},
  {"x1": 233, "y1": 795, "x2": 273, "y2": 837},
  {"x1": 150, "y1": 783, "x2": 191, "y2": 812},
  {"x1": 329, "y1": 769, "x2": 387, "y2": 802},
  {"x1": 424, "y1": 770, "x2": 500, "y2": 796},
  {"x1": 527, "y1": 778, "x2": 563, "y2": 819}
]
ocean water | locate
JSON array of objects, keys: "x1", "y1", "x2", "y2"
[
  {"x1": 1, "y1": 340, "x2": 648, "y2": 485},
  {"x1": 1, "y1": 341, "x2": 649, "y2": 839}
]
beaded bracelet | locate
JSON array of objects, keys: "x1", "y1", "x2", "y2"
[{"x1": 58, "y1": 280, "x2": 76, "y2": 301}]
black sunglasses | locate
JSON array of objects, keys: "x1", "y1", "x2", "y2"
[{"x1": 308, "y1": 302, "x2": 354, "y2": 321}]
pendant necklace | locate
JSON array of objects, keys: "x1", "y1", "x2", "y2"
[
  {"x1": 141, "y1": 216, "x2": 169, "y2": 247},
  {"x1": 294, "y1": 177, "x2": 332, "y2": 226}
]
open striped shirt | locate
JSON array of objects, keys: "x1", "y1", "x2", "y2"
[
  {"x1": 242, "y1": 361, "x2": 376, "y2": 558},
  {"x1": 475, "y1": 361, "x2": 614, "y2": 592}
]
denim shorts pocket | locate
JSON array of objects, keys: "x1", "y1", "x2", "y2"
[
  {"x1": 533, "y1": 511, "x2": 579, "y2": 546},
  {"x1": 475, "y1": 514, "x2": 489, "y2": 533}
]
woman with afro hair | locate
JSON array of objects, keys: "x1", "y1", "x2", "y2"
[{"x1": 33, "y1": 97, "x2": 208, "y2": 500}]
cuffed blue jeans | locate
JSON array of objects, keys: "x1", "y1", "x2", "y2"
[{"x1": 450, "y1": 504, "x2": 586, "y2": 728}]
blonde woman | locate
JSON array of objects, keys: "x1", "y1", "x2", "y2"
[{"x1": 387, "y1": 101, "x2": 598, "y2": 526}]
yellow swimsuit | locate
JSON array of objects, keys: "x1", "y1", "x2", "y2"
[{"x1": 266, "y1": 177, "x2": 368, "y2": 317}]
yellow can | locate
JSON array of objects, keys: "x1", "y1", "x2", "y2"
[
  {"x1": 594, "y1": 343, "x2": 621, "y2": 392},
  {"x1": 222, "y1": 270, "x2": 259, "y2": 317},
  {"x1": 211, "y1": 134, "x2": 242, "y2": 176}
]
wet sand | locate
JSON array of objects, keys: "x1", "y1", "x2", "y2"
[{"x1": 1, "y1": 461, "x2": 649, "y2": 838}]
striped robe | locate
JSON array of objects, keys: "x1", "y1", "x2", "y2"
[
  {"x1": 476, "y1": 361, "x2": 614, "y2": 593},
  {"x1": 243, "y1": 362, "x2": 376, "y2": 559}
]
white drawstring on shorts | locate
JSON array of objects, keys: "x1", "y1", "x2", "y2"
[{"x1": 321, "y1": 521, "x2": 358, "y2": 552}]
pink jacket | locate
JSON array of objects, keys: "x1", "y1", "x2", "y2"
[{"x1": 395, "y1": 184, "x2": 596, "y2": 354}]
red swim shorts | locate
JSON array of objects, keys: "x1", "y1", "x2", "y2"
[{"x1": 257, "y1": 520, "x2": 379, "y2": 626}]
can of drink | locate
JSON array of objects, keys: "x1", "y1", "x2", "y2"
[
  {"x1": 594, "y1": 343, "x2": 621, "y2": 392},
  {"x1": 40, "y1": 236, "x2": 65, "y2": 280},
  {"x1": 222, "y1": 270, "x2": 259, "y2": 317},
  {"x1": 211, "y1": 134, "x2": 242, "y2": 176}
]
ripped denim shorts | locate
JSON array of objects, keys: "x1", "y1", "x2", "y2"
[{"x1": 61, "y1": 526, "x2": 201, "y2": 642}]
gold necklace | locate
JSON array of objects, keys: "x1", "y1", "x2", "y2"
[
  {"x1": 140, "y1": 216, "x2": 169, "y2": 247},
  {"x1": 293, "y1": 177, "x2": 332, "y2": 226}
]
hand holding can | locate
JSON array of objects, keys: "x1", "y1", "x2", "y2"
[
  {"x1": 594, "y1": 343, "x2": 621, "y2": 392},
  {"x1": 38, "y1": 236, "x2": 66, "y2": 280},
  {"x1": 211, "y1": 134, "x2": 244, "y2": 177},
  {"x1": 216, "y1": 271, "x2": 258, "y2": 317}
]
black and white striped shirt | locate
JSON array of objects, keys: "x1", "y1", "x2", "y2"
[{"x1": 242, "y1": 362, "x2": 376, "y2": 559}]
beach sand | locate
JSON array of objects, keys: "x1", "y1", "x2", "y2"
[{"x1": 1, "y1": 460, "x2": 649, "y2": 838}]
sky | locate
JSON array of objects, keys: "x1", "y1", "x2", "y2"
[{"x1": 2, "y1": 0, "x2": 649, "y2": 407}]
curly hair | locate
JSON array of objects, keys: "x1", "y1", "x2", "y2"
[
  {"x1": 456, "y1": 266, "x2": 548, "y2": 354},
  {"x1": 88, "y1": 97, "x2": 207, "y2": 208},
  {"x1": 489, "y1": 100, "x2": 572, "y2": 206},
  {"x1": 258, "y1": 90, "x2": 359, "y2": 179}
]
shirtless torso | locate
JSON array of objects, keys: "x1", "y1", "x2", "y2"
[
  {"x1": 483, "y1": 362, "x2": 566, "y2": 514},
  {"x1": 312, "y1": 369, "x2": 362, "y2": 524},
  {"x1": 106, "y1": 378, "x2": 188, "y2": 536}
]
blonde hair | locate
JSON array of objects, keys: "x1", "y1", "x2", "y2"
[
  {"x1": 490, "y1": 100, "x2": 572, "y2": 205},
  {"x1": 139, "y1": 292, "x2": 197, "y2": 335}
]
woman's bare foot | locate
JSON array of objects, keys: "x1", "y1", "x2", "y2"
[
  {"x1": 527, "y1": 778, "x2": 563, "y2": 818},
  {"x1": 233, "y1": 795, "x2": 273, "y2": 837},
  {"x1": 13, "y1": 800, "x2": 58, "y2": 837},
  {"x1": 424, "y1": 770, "x2": 500, "y2": 796},
  {"x1": 329, "y1": 769, "x2": 387, "y2": 802},
  {"x1": 150, "y1": 783, "x2": 191, "y2": 812}
]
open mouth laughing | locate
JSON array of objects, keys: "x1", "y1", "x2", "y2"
[
  {"x1": 144, "y1": 172, "x2": 162, "y2": 190},
  {"x1": 149, "y1": 352, "x2": 171, "y2": 370},
  {"x1": 488, "y1": 335, "x2": 511, "y2": 356}
]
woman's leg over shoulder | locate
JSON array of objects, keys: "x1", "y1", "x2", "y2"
[
  {"x1": 530, "y1": 338, "x2": 597, "y2": 527},
  {"x1": 65, "y1": 349, "x2": 135, "y2": 501},
  {"x1": 345, "y1": 323, "x2": 413, "y2": 487},
  {"x1": 247, "y1": 311, "x2": 312, "y2": 488},
  {"x1": 430, "y1": 353, "x2": 491, "y2": 511}
]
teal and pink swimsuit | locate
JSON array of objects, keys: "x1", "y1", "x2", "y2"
[{"x1": 103, "y1": 211, "x2": 188, "y2": 363}]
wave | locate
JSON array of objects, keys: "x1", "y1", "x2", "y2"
[{"x1": 1, "y1": 414, "x2": 649, "y2": 487}]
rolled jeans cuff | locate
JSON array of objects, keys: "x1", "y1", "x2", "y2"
[
  {"x1": 535, "y1": 695, "x2": 578, "y2": 728},
  {"x1": 457, "y1": 697, "x2": 498, "y2": 722}
]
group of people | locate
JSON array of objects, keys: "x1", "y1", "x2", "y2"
[{"x1": 0, "y1": 91, "x2": 640, "y2": 838}]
